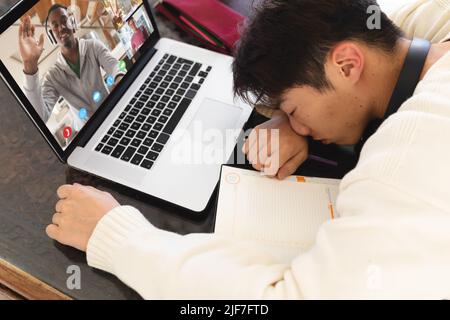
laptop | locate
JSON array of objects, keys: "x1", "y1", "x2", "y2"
[{"x1": 0, "y1": 0, "x2": 252, "y2": 213}]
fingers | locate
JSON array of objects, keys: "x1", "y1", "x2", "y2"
[
  {"x1": 18, "y1": 19, "x2": 24, "y2": 38},
  {"x1": 57, "y1": 184, "x2": 74, "y2": 199},
  {"x1": 30, "y1": 23, "x2": 35, "y2": 38},
  {"x1": 45, "y1": 224, "x2": 60, "y2": 240},
  {"x1": 247, "y1": 143, "x2": 260, "y2": 170},
  {"x1": 242, "y1": 137, "x2": 249, "y2": 155},
  {"x1": 242, "y1": 129, "x2": 257, "y2": 155},
  {"x1": 277, "y1": 150, "x2": 308, "y2": 180},
  {"x1": 86, "y1": 185, "x2": 102, "y2": 194},
  {"x1": 245, "y1": 129, "x2": 260, "y2": 167},
  {"x1": 22, "y1": 17, "x2": 27, "y2": 37},
  {"x1": 38, "y1": 33, "x2": 45, "y2": 50},
  {"x1": 256, "y1": 144, "x2": 270, "y2": 171},
  {"x1": 245, "y1": 128, "x2": 277, "y2": 172},
  {"x1": 261, "y1": 155, "x2": 279, "y2": 177},
  {"x1": 257, "y1": 127, "x2": 272, "y2": 165},
  {"x1": 74, "y1": 183, "x2": 100, "y2": 195},
  {"x1": 23, "y1": 16, "x2": 30, "y2": 38},
  {"x1": 52, "y1": 212, "x2": 62, "y2": 226},
  {"x1": 57, "y1": 183, "x2": 103, "y2": 199},
  {"x1": 55, "y1": 199, "x2": 68, "y2": 213},
  {"x1": 243, "y1": 124, "x2": 308, "y2": 178}
]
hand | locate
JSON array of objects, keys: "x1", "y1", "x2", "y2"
[
  {"x1": 18, "y1": 16, "x2": 45, "y2": 75},
  {"x1": 243, "y1": 110, "x2": 309, "y2": 179},
  {"x1": 46, "y1": 184, "x2": 120, "y2": 252}
]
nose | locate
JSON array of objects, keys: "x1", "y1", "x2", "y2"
[{"x1": 59, "y1": 23, "x2": 69, "y2": 32}]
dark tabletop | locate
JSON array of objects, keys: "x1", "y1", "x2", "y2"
[{"x1": 0, "y1": 0, "x2": 356, "y2": 300}]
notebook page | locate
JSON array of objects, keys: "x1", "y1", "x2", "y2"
[{"x1": 215, "y1": 166, "x2": 340, "y2": 257}]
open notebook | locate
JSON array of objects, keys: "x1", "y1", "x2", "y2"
[{"x1": 214, "y1": 166, "x2": 341, "y2": 263}]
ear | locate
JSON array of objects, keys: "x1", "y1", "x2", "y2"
[{"x1": 329, "y1": 42, "x2": 364, "y2": 85}]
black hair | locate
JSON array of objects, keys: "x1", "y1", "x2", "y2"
[
  {"x1": 232, "y1": 0, "x2": 404, "y2": 106},
  {"x1": 45, "y1": 4, "x2": 68, "y2": 31}
]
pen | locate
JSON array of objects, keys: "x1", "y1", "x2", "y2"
[
  {"x1": 326, "y1": 187, "x2": 335, "y2": 220},
  {"x1": 308, "y1": 154, "x2": 338, "y2": 167}
]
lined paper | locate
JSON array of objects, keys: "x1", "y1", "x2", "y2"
[{"x1": 215, "y1": 166, "x2": 340, "y2": 262}]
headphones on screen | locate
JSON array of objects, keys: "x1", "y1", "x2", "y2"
[{"x1": 44, "y1": 5, "x2": 78, "y2": 45}]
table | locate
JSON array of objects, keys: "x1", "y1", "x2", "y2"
[{"x1": 0, "y1": 0, "x2": 355, "y2": 300}]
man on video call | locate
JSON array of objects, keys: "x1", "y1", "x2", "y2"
[{"x1": 19, "y1": 4, "x2": 126, "y2": 122}]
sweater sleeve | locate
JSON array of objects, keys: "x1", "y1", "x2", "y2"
[
  {"x1": 92, "y1": 39, "x2": 125, "y2": 81},
  {"x1": 389, "y1": 0, "x2": 450, "y2": 43},
  {"x1": 22, "y1": 71, "x2": 58, "y2": 122},
  {"x1": 86, "y1": 186, "x2": 450, "y2": 300}
]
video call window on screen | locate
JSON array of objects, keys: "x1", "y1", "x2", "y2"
[{"x1": 0, "y1": 0, "x2": 155, "y2": 150}]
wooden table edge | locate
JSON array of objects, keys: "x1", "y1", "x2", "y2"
[{"x1": 0, "y1": 258, "x2": 72, "y2": 300}]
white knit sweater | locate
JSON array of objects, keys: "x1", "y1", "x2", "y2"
[{"x1": 86, "y1": 0, "x2": 450, "y2": 299}]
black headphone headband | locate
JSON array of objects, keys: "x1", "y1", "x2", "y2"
[{"x1": 383, "y1": 38, "x2": 431, "y2": 119}]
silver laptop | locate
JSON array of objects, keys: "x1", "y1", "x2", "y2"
[{"x1": 0, "y1": 0, "x2": 252, "y2": 212}]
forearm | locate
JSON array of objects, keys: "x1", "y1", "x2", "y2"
[
  {"x1": 86, "y1": 206, "x2": 303, "y2": 299},
  {"x1": 95, "y1": 40, "x2": 126, "y2": 81},
  {"x1": 23, "y1": 61, "x2": 39, "y2": 76},
  {"x1": 22, "y1": 71, "x2": 50, "y2": 121}
]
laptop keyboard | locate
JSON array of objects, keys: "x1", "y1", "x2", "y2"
[{"x1": 95, "y1": 54, "x2": 212, "y2": 170}]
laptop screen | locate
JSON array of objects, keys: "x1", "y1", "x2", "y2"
[{"x1": 0, "y1": 0, "x2": 155, "y2": 151}]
